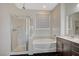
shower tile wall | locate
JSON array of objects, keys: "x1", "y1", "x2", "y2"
[{"x1": 51, "y1": 4, "x2": 60, "y2": 38}]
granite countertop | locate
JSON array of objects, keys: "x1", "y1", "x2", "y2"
[{"x1": 57, "y1": 36, "x2": 79, "y2": 44}]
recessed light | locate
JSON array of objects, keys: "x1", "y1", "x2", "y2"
[{"x1": 43, "y1": 5, "x2": 46, "y2": 8}]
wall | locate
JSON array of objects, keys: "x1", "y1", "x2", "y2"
[
  {"x1": 51, "y1": 4, "x2": 60, "y2": 37},
  {"x1": 0, "y1": 4, "x2": 11, "y2": 56},
  {"x1": 51, "y1": 3, "x2": 66, "y2": 36}
]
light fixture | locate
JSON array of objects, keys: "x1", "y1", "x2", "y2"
[
  {"x1": 22, "y1": 4, "x2": 26, "y2": 10},
  {"x1": 15, "y1": 3, "x2": 26, "y2": 10}
]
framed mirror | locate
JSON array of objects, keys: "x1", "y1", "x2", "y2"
[{"x1": 67, "y1": 12, "x2": 79, "y2": 37}]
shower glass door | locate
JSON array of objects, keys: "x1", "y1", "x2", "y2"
[{"x1": 11, "y1": 16, "x2": 30, "y2": 52}]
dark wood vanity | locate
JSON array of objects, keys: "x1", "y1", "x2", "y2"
[{"x1": 56, "y1": 37, "x2": 79, "y2": 56}]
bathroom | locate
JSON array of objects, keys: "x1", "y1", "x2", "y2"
[{"x1": 0, "y1": 3, "x2": 79, "y2": 56}]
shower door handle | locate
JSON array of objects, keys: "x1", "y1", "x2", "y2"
[{"x1": 12, "y1": 29, "x2": 17, "y2": 32}]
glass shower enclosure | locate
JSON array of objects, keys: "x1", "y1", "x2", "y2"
[{"x1": 11, "y1": 15, "x2": 31, "y2": 54}]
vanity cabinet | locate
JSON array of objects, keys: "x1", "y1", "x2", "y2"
[{"x1": 56, "y1": 37, "x2": 79, "y2": 56}]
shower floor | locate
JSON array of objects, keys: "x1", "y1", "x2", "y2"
[{"x1": 12, "y1": 45, "x2": 27, "y2": 52}]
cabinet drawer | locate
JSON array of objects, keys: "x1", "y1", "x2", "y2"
[
  {"x1": 72, "y1": 50, "x2": 79, "y2": 56},
  {"x1": 72, "y1": 44, "x2": 79, "y2": 52},
  {"x1": 72, "y1": 42, "x2": 79, "y2": 47}
]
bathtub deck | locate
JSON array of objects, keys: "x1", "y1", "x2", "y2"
[{"x1": 33, "y1": 38, "x2": 56, "y2": 53}]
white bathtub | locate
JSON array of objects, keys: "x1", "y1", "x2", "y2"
[{"x1": 32, "y1": 38, "x2": 56, "y2": 53}]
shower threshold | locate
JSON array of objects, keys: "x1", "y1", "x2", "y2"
[{"x1": 10, "y1": 51, "x2": 29, "y2": 55}]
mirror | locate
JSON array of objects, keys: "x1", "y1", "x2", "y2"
[{"x1": 68, "y1": 12, "x2": 79, "y2": 37}]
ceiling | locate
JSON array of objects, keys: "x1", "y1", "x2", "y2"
[{"x1": 15, "y1": 3, "x2": 58, "y2": 11}]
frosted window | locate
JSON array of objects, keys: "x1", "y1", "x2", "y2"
[{"x1": 36, "y1": 14, "x2": 49, "y2": 28}]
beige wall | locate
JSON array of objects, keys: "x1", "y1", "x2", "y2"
[
  {"x1": 0, "y1": 4, "x2": 11, "y2": 55},
  {"x1": 50, "y1": 4, "x2": 60, "y2": 37},
  {"x1": 51, "y1": 3, "x2": 66, "y2": 36}
]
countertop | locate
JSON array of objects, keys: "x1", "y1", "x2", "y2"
[{"x1": 57, "y1": 36, "x2": 79, "y2": 44}]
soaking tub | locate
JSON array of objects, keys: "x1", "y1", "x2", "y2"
[{"x1": 32, "y1": 38, "x2": 56, "y2": 53}]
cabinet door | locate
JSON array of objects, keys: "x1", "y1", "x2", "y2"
[
  {"x1": 56, "y1": 37, "x2": 63, "y2": 56},
  {"x1": 72, "y1": 42, "x2": 79, "y2": 56},
  {"x1": 63, "y1": 39, "x2": 72, "y2": 56}
]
